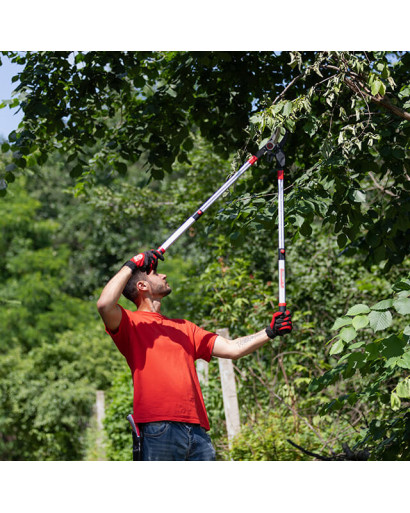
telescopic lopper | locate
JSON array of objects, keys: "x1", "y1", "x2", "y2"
[{"x1": 156, "y1": 130, "x2": 288, "y2": 310}]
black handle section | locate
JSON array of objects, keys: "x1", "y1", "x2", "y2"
[
  {"x1": 127, "y1": 414, "x2": 143, "y2": 461},
  {"x1": 131, "y1": 431, "x2": 143, "y2": 461}
]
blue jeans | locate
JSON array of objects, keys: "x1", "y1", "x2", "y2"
[{"x1": 140, "y1": 421, "x2": 216, "y2": 461}]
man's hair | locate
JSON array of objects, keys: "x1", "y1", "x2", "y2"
[{"x1": 123, "y1": 270, "x2": 147, "y2": 304}]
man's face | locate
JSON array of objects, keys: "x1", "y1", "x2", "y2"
[{"x1": 145, "y1": 270, "x2": 172, "y2": 298}]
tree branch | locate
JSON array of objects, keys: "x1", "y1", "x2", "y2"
[
  {"x1": 368, "y1": 171, "x2": 399, "y2": 198},
  {"x1": 324, "y1": 64, "x2": 410, "y2": 122},
  {"x1": 272, "y1": 73, "x2": 304, "y2": 104},
  {"x1": 375, "y1": 95, "x2": 410, "y2": 122}
]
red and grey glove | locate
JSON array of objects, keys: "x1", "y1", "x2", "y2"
[
  {"x1": 266, "y1": 310, "x2": 292, "y2": 339},
  {"x1": 123, "y1": 250, "x2": 164, "y2": 274}
]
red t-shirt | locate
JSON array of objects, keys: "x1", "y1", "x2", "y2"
[{"x1": 106, "y1": 306, "x2": 217, "y2": 430}]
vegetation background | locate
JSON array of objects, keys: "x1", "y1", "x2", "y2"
[{"x1": 0, "y1": 51, "x2": 409, "y2": 467}]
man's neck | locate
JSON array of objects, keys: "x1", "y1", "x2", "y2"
[{"x1": 137, "y1": 297, "x2": 162, "y2": 313}]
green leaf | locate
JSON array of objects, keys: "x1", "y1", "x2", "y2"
[
  {"x1": 369, "y1": 310, "x2": 393, "y2": 332},
  {"x1": 393, "y1": 279, "x2": 410, "y2": 292},
  {"x1": 371, "y1": 299, "x2": 393, "y2": 311},
  {"x1": 364, "y1": 341, "x2": 381, "y2": 361},
  {"x1": 390, "y1": 392, "x2": 401, "y2": 410},
  {"x1": 282, "y1": 101, "x2": 293, "y2": 116},
  {"x1": 349, "y1": 340, "x2": 365, "y2": 350},
  {"x1": 397, "y1": 351, "x2": 410, "y2": 370},
  {"x1": 346, "y1": 304, "x2": 370, "y2": 316},
  {"x1": 352, "y1": 315, "x2": 369, "y2": 330},
  {"x1": 339, "y1": 326, "x2": 357, "y2": 343},
  {"x1": 345, "y1": 352, "x2": 366, "y2": 374},
  {"x1": 331, "y1": 316, "x2": 353, "y2": 331},
  {"x1": 337, "y1": 233, "x2": 348, "y2": 248},
  {"x1": 70, "y1": 164, "x2": 83, "y2": 178},
  {"x1": 393, "y1": 297, "x2": 410, "y2": 315},
  {"x1": 182, "y1": 138, "x2": 194, "y2": 151},
  {"x1": 352, "y1": 190, "x2": 366, "y2": 203},
  {"x1": 5, "y1": 171, "x2": 15, "y2": 183},
  {"x1": 329, "y1": 339, "x2": 344, "y2": 355},
  {"x1": 396, "y1": 378, "x2": 410, "y2": 399},
  {"x1": 114, "y1": 162, "x2": 127, "y2": 176},
  {"x1": 299, "y1": 221, "x2": 312, "y2": 237},
  {"x1": 371, "y1": 79, "x2": 382, "y2": 96},
  {"x1": 385, "y1": 356, "x2": 401, "y2": 369},
  {"x1": 380, "y1": 334, "x2": 405, "y2": 358}
]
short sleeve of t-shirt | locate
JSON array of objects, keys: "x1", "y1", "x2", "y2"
[
  {"x1": 105, "y1": 305, "x2": 132, "y2": 357},
  {"x1": 188, "y1": 321, "x2": 217, "y2": 362}
]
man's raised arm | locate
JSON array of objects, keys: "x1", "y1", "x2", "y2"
[
  {"x1": 97, "y1": 266, "x2": 132, "y2": 332},
  {"x1": 97, "y1": 250, "x2": 164, "y2": 331},
  {"x1": 212, "y1": 310, "x2": 292, "y2": 360}
]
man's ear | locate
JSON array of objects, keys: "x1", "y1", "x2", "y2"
[{"x1": 137, "y1": 280, "x2": 149, "y2": 292}]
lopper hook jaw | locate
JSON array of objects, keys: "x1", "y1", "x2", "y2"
[{"x1": 264, "y1": 129, "x2": 288, "y2": 167}]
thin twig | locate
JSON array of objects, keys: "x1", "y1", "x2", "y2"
[
  {"x1": 272, "y1": 74, "x2": 304, "y2": 105},
  {"x1": 368, "y1": 171, "x2": 398, "y2": 197}
]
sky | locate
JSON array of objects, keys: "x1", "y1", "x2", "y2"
[{"x1": 0, "y1": 56, "x2": 23, "y2": 140}]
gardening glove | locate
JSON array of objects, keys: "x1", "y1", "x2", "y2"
[
  {"x1": 266, "y1": 310, "x2": 292, "y2": 339},
  {"x1": 123, "y1": 250, "x2": 164, "y2": 274}
]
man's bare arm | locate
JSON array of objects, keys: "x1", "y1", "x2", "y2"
[
  {"x1": 97, "y1": 266, "x2": 132, "y2": 331},
  {"x1": 212, "y1": 310, "x2": 293, "y2": 360},
  {"x1": 212, "y1": 330, "x2": 270, "y2": 360}
]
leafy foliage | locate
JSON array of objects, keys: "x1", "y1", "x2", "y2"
[
  {"x1": 103, "y1": 368, "x2": 133, "y2": 461},
  {"x1": 2, "y1": 52, "x2": 409, "y2": 274},
  {"x1": 310, "y1": 277, "x2": 410, "y2": 460},
  {"x1": 224, "y1": 411, "x2": 323, "y2": 461},
  {"x1": 0, "y1": 324, "x2": 123, "y2": 460}
]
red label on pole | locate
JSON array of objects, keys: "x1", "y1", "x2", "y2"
[
  {"x1": 280, "y1": 269, "x2": 285, "y2": 287},
  {"x1": 249, "y1": 156, "x2": 258, "y2": 165},
  {"x1": 278, "y1": 169, "x2": 284, "y2": 180}
]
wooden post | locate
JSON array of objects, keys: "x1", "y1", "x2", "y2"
[
  {"x1": 96, "y1": 390, "x2": 105, "y2": 430},
  {"x1": 216, "y1": 328, "x2": 240, "y2": 443},
  {"x1": 95, "y1": 390, "x2": 105, "y2": 460}
]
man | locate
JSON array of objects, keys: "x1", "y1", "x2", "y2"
[{"x1": 97, "y1": 249, "x2": 292, "y2": 461}]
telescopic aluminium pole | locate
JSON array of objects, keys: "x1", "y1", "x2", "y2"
[
  {"x1": 157, "y1": 154, "x2": 258, "y2": 254},
  {"x1": 264, "y1": 131, "x2": 287, "y2": 313},
  {"x1": 277, "y1": 167, "x2": 286, "y2": 313},
  {"x1": 157, "y1": 131, "x2": 286, "y2": 255},
  {"x1": 276, "y1": 150, "x2": 287, "y2": 313}
]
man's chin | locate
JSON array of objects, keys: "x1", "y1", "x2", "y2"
[{"x1": 162, "y1": 287, "x2": 172, "y2": 297}]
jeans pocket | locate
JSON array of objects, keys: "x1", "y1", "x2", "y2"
[{"x1": 142, "y1": 421, "x2": 170, "y2": 438}]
